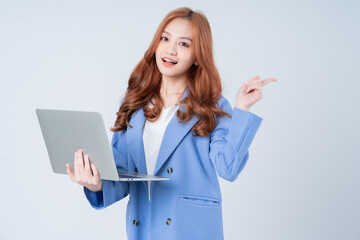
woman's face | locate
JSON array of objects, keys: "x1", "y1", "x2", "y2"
[{"x1": 155, "y1": 18, "x2": 196, "y2": 80}]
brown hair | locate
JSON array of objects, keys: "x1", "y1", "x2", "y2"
[{"x1": 111, "y1": 7, "x2": 230, "y2": 137}]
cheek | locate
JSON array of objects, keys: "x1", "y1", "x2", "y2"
[
  {"x1": 155, "y1": 47, "x2": 163, "y2": 63},
  {"x1": 182, "y1": 52, "x2": 195, "y2": 66},
  {"x1": 155, "y1": 45, "x2": 161, "y2": 59},
  {"x1": 156, "y1": 42, "x2": 166, "y2": 54}
]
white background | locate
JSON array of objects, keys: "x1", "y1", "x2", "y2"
[{"x1": 0, "y1": 0, "x2": 359, "y2": 239}]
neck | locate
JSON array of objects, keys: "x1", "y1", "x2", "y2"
[{"x1": 160, "y1": 75, "x2": 188, "y2": 96}]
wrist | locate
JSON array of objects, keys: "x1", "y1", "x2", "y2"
[
  {"x1": 85, "y1": 182, "x2": 103, "y2": 192},
  {"x1": 234, "y1": 103, "x2": 250, "y2": 112}
]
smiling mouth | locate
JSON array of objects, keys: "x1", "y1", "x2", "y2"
[{"x1": 162, "y1": 58, "x2": 178, "y2": 64}]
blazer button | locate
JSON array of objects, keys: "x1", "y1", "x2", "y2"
[
  {"x1": 133, "y1": 219, "x2": 139, "y2": 226},
  {"x1": 167, "y1": 167, "x2": 173, "y2": 174},
  {"x1": 135, "y1": 168, "x2": 139, "y2": 174},
  {"x1": 166, "y1": 218, "x2": 171, "y2": 225}
]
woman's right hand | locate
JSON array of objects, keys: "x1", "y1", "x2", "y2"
[{"x1": 66, "y1": 149, "x2": 103, "y2": 192}]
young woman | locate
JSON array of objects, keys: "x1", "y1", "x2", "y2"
[{"x1": 66, "y1": 7, "x2": 276, "y2": 240}]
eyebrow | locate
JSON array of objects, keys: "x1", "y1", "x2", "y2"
[{"x1": 162, "y1": 31, "x2": 193, "y2": 42}]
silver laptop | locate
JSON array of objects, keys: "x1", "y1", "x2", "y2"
[{"x1": 36, "y1": 109, "x2": 169, "y2": 182}]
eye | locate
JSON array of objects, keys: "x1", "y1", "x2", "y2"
[
  {"x1": 179, "y1": 42, "x2": 189, "y2": 47},
  {"x1": 160, "y1": 36, "x2": 168, "y2": 41}
]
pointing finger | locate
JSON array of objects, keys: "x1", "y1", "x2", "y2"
[
  {"x1": 261, "y1": 78, "x2": 277, "y2": 87},
  {"x1": 78, "y1": 149, "x2": 85, "y2": 175}
]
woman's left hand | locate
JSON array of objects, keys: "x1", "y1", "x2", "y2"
[{"x1": 235, "y1": 75, "x2": 277, "y2": 112}]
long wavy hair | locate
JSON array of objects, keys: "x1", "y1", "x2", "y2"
[{"x1": 111, "y1": 7, "x2": 230, "y2": 137}]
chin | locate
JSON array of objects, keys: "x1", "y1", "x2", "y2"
[
  {"x1": 160, "y1": 72, "x2": 180, "y2": 79},
  {"x1": 157, "y1": 67, "x2": 178, "y2": 78}
]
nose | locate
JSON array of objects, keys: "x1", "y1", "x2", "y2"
[{"x1": 166, "y1": 42, "x2": 177, "y2": 56}]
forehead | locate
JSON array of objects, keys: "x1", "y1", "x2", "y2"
[{"x1": 163, "y1": 18, "x2": 193, "y2": 39}]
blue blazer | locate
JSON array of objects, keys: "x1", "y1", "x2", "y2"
[{"x1": 84, "y1": 89, "x2": 263, "y2": 240}]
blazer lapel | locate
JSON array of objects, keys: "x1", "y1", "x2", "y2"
[
  {"x1": 153, "y1": 109, "x2": 198, "y2": 175},
  {"x1": 153, "y1": 87, "x2": 198, "y2": 175},
  {"x1": 126, "y1": 87, "x2": 199, "y2": 178}
]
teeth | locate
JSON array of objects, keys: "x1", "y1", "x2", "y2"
[{"x1": 162, "y1": 58, "x2": 177, "y2": 64}]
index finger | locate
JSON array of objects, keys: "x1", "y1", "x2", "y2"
[
  {"x1": 261, "y1": 78, "x2": 277, "y2": 87},
  {"x1": 74, "y1": 150, "x2": 84, "y2": 177}
]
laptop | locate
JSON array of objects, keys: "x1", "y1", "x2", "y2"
[{"x1": 36, "y1": 109, "x2": 169, "y2": 182}]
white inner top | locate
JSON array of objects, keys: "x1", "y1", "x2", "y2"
[{"x1": 142, "y1": 104, "x2": 180, "y2": 201}]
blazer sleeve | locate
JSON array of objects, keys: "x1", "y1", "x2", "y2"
[
  {"x1": 83, "y1": 129, "x2": 130, "y2": 209},
  {"x1": 209, "y1": 96, "x2": 263, "y2": 182}
]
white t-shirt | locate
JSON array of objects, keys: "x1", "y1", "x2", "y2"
[{"x1": 142, "y1": 104, "x2": 180, "y2": 200}]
